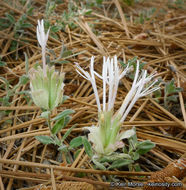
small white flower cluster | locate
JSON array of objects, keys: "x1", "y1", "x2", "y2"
[
  {"x1": 29, "y1": 20, "x2": 64, "y2": 111},
  {"x1": 76, "y1": 56, "x2": 159, "y2": 156},
  {"x1": 36, "y1": 20, "x2": 50, "y2": 77}
]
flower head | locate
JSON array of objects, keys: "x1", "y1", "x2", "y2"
[
  {"x1": 29, "y1": 20, "x2": 64, "y2": 111},
  {"x1": 76, "y1": 56, "x2": 159, "y2": 156},
  {"x1": 29, "y1": 65, "x2": 64, "y2": 110},
  {"x1": 37, "y1": 19, "x2": 50, "y2": 50}
]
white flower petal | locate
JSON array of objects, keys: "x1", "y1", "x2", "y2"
[{"x1": 119, "y1": 128, "x2": 136, "y2": 140}]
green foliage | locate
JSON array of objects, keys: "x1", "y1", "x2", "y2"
[
  {"x1": 127, "y1": 131, "x2": 155, "y2": 168},
  {"x1": 2, "y1": 2, "x2": 34, "y2": 58},
  {"x1": 136, "y1": 140, "x2": 155, "y2": 155},
  {"x1": 0, "y1": 72, "x2": 29, "y2": 107},
  {"x1": 58, "y1": 144, "x2": 68, "y2": 152},
  {"x1": 164, "y1": 79, "x2": 182, "y2": 108},
  {"x1": 153, "y1": 78, "x2": 182, "y2": 109},
  {"x1": 35, "y1": 136, "x2": 53, "y2": 144},
  {"x1": 74, "y1": 149, "x2": 81, "y2": 160},
  {"x1": 89, "y1": 127, "x2": 155, "y2": 171},
  {"x1": 51, "y1": 118, "x2": 65, "y2": 135},
  {"x1": 69, "y1": 136, "x2": 93, "y2": 158},
  {"x1": 122, "y1": 0, "x2": 134, "y2": 6},
  {"x1": 5, "y1": 13, "x2": 15, "y2": 24},
  {"x1": 82, "y1": 137, "x2": 93, "y2": 158},
  {"x1": 165, "y1": 79, "x2": 182, "y2": 95},
  {"x1": 61, "y1": 125, "x2": 76, "y2": 143},
  {"x1": 43, "y1": 0, "x2": 94, "y2": 41},
  {"x1": 52, "y1": 109, "x2": 75, "y2": 121},
  {"x1": 45, "y1": 0, "x2": 56, "y2": 19},
  {"x1": 108, "y1": 159, "x2": 134, "y2": 170},
  {"x1": 167, "y1": 0, "x2": 186, "y2": 9},
  {"x1": 19, "y1": 75, "x2": 29, "y2": 85},
  {"x1": 70, "y1": 136, "x2": 83, "y2": 149},
  {"x1": 92, "y1": 157, "x2": 106, "y2": 170},
  {"x1": 46, "y1": 44, "x2": 72, "y2": 66},
  {"x1": 85, "y1": 0, "x2": 103, "y2": 7},
  {"x1": 134, "y1": 7, "x2": 156, "y2": 24},
  {"x1": 120, "y1": 57, "x2": 146, "y2": 80},
  {"x1": 35, "y1": 108, "x2": 75, "y2": 157}
]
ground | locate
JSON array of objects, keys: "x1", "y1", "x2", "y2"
[{"x1": 0, "y1": 0, "x2": 186, "y2": 189}]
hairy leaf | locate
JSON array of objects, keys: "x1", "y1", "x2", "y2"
[{"x1": 35, "y1": 136, "x2": 53, "y2": 145}]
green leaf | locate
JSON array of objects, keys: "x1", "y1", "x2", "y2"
[
  {"x1": 136, "y1": 140, "x2": 155, "y2": 155},
  {"x1": 75, "y1": 172, "x2": 86, "y2": 178},
  {"x1": 132, "y1": 152, "x2": 140, "y2": 161},
  {"x1": 61, "y1": 50, "x2": 72, "y2": 58},
  {"x1": 52, "y1": 109, "x2": 75, "y2": 121},
  {"x1": 1, "y1": 96, "x2": 10, "y2": 106},
  {"x1": 134, "y1": 164, "x2": 142, "y2": 172},
  {"x1": 123, "y1": 146, "x2": 128, "y2": 154},
  {"x1": 54, "y1": 60, "x2": 71, "y2": 64},
  {"x1": 120, "y1": 61, "x2": 127, "y2": 68},
  {"x1": 82, "y1": 137, "x2": 93, "y2": 158},
  {"x1": 96, "y1": 0, "x2": 103, "y2": 5},
  {"x1": 153, "y1": 89, "x2": 161, "y2": 98},
  {"x1": 51, "y1": 25, "x2": 61, "y2": 33},
  {"x1": 92, "y1": 157, "x2": 106, "y2": 170},
  {"x1": 27, "y1": 7, "x2": 34, "y2": 16},
  {"x1": 63, "y1": 115, "x2": 71, "y2": 127},
  {"x1": 51, "y1": 117, "x2": 65, "y2": 135},
  {"x1": 74, "y1": 149, "x2": 81, "y2": 160},
  {"x1": 0, "y1": 61, "x2": 6, "y2": 66},
  {"x1": 129, "y1": 129, "x2": 138, "y2": 148},
  {"x1": 166, "y1": 95, "x2": 178, "y2": 102},
  {"x1": 69, "y1": 136, "x2": 83, "y2": 149},
  {"x1": 99, "y1": 153, "x2": 131, "y2": 163},
  {"x1": 19, "y1": 75, "x2": 29, "y2": 85},
  {"x1": 84, "y1": 9, "x2": 92, "y2": 15},
  {"x1": 21, "y1": 23, "x2": 33, "y2": 28},
  {"x1": 108, "y1": 159, "x2": 134, "y2": 170},
  {"x1": 5, "y1": 13, "x2": 15, "y2": 24},
  {"x1": 61, "y1": 125, "x2": 75, "y2": 143},
  {"x1": 123, "y1": 0, "x2": 134, "y2": 6},
  {"x1": 5, "y1": 119, "x2": 12, "y2": 124},
  {"x1": 40, "y1": 111, "x2": 50, "y2": 119},
  {"x1": 35, "y1": 136, "x2": 53, "y2": 144},
  {"x1": 24, "y1": 52, "x2": 29, "y2": 75},
  {"x1": 0, "y1": 77, "x2": 9, "y2": 92},
  {"x1": 165, "y1": 79, "x2": 182, "y2": 95}
]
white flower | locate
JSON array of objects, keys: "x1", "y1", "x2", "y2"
[
  {"x1": 76, "y1": 56, "x2": 159, "y2": 156},
  {"x1": 36, "y1": 19, "x2": 50, "y2": 76},
  {"x1": 118, "y1": 60, "x2": 160, "y2": 122},
  {"x1": 76, "y1": 56, "x2": 130, "y2": 113},
  {"x1": 29, "y1": 20, "x2": 64, "y2": 111},
  {"x1": 37, "y1": 19, "x2": 50, "y2": 50}
]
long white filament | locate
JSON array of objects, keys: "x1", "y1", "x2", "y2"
[
  {"x1": 76, "y1": 56, "x2": 159, "y2": 123},
  {"x1": 36, "y1": 20, "x2": 50, "y2": 77}
]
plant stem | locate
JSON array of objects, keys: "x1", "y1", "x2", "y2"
[{"x1": 47, "y1": 111, "x2": 53, "y2": 135}]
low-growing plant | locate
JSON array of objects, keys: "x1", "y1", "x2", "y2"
[
  {"x1": 71, "y1": 56, "x2": 159, "y2": 170},
  {"x1": 153, "y1": 78, "x2": 182, "y2": 110},
  {"x1": 3, "y1": 2, "x2": 33, "y2": 58},
  {"x1": 29, "y1": 20, "x2": 75, "y2": 155}
]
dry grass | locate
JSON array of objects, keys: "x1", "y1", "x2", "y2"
[{"x1": 0, "y1": 0, "x2": 186, "y2": 189}]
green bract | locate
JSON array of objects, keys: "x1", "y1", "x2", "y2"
[
  {"x1": 85, "y1": 111, "x2": 135, "y2": 156},
  {"x1": 30, "y1": 65, "x2": 64, "y2": 110}
]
